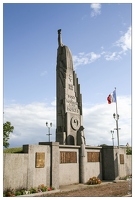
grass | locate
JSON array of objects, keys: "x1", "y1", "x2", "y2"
[{"x1": 3, "y1": 147, "x2": 23, "y2": 153}]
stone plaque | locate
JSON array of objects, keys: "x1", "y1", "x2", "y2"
[
  {"x1": 120, "y1": 154, "x2": 124, "y2": 164},
  {"x1": 87, "y1": 152, "x2": 100, "y2": 162},
  {"x1": 35, "y1": 152, "x2": 45, "y2": 168},
  {"x1": 60, "y1": 151, "x2": 77, "y2": 163}
]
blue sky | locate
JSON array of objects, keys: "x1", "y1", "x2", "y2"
[{"x1": 2, "y1": 1, "x2": 132, "y2": 148}]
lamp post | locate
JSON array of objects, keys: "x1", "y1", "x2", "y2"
[
  {"x1": 46, "y1": 122, "x2": 52, "y2": 142},
  {"x1": 110, "y1": 130, "x2": 114, "y2": 147},
  {"x1": 113, "y1": 113, "x2": 120, "y2": 148}
]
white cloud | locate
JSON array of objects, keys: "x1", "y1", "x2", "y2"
[
  {"x1": 73, "y1": 52, "x2": 101, "y2": 69},
  {"x1": 83, "y1": 95, "x2": 131, "y2": 146},
  {"x1": 3, "y1": 95, "x2": 131, "y2": 148},
  {"x1": 72, "y1": 27, "x2": 131, "y2": 68},
  {"x1": 104, "y1": 51, "x2": 122, "y2": 61},
  {"x1": 51, "y1": 97, "x2": 56, "y2": 106},
  {"x1": 4, "y1": 102, "x2": 56, "y2": 147},
  {"x1": 90, "y1": 3, "x2": 101, "y2": 17},
  {"x1": 115, "y1": 26, "x2": 131, "y2": 51}
]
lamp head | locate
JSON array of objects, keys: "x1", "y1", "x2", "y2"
[{"x1": 113, "y1": 113, "x2": 116, "y2": 118}]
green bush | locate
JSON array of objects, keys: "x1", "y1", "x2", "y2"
[
  {"x1": 3, "y1": 184, "x2": 55, "y2": 196},
  {"x1": 29, "y1": 187, "x2": 37, "y2": 194},
  {"x1": 126, "y1": 148, "x2": 132, "y2": 155},
  {"x1": 15, "y1": 191, "x2": 22, "y2": 196}
]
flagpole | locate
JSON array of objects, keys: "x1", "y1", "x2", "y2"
[{"x1": 114, "y1": 87, "x2": 120, "y2": 148}]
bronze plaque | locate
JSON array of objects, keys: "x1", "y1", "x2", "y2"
[
  {"x1": 35, "y1": 152, "x2": 45, "y2": 168},
  {"x1": 87, "y1": 152, "x2": 100, "y2": 162},
  {"x1": 60, "y1": 151, "x2": 77, "y2": 163},
  {"x1": 120, "y1": 154, "x2": 124, "y2": 164}
]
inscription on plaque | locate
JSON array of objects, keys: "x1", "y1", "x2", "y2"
[
  {"x1": 68, "y1": 95, "x2": 75, "y2": 100},
  {"x1": 35, "y1": 152, "x2": 45, "y2": 168},
  {"x1": 66, "y1": 99, "x2": 78, "y2": 105},
  {"x1": 60, "y1": 151, "x2": 77, "y2": 163},
  {"x1": 67, "y1": 106, "x2": 79, "y2": 113},
  {"x1": 87, "y1": 152, "x2": 100, "y2": 162},
  {"x1": 120, "y1": 154, "x2": 124, "y2": 164}
]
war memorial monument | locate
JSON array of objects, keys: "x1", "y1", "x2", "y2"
[
  {"x1": 56, "y1": 29, "x2": 85, "y2": 146},
  {"x1": 3, "y1": 29, "x2": 131, "y2": 192}
]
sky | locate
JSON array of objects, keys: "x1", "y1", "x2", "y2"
[{"x1": 2, "y1": 1, "x2": 133, "y2": 148}]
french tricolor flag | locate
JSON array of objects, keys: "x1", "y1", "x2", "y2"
[{"x1": 107, "y1": 90, "x2": 116, "y2": 104}]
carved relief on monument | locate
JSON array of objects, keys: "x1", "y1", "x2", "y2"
[
  {"x1": 68, "y1": 84, "x2": 73, "y2": 90},
  {"x1": 70, "y1": 116, "x2": 80, "y2": 131}
]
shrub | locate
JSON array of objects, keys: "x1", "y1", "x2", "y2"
[
  {"x1": 3, "y1": 188, "x2": 16, "y2": 197},
  {"x1": 3, "y1": 184, "x2": 55, "y2": 196},
  {"x1": 126, "y1": 147, "x2": 132, "y2": 155},
  {"x1": 38, "y1": 184, "x2": 48, "y2": 192},
  {"x1": 29, "y1": 187, "x2": 37, "y2": 194}
]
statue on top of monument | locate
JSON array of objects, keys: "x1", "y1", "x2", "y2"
[{"x1": 58, "y1": 29, "x2": 63, "y2": 47}]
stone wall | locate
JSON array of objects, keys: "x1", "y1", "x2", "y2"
[
  {"x1": 102, "y1": 146, "x2": 132, "y2": 180},
  {"x1": 85, "y1": 147, "x2": 102, "y2": 182},
  {"x1": 3, "y1": 143, "x2": 132, "y2": 191},
  {"x1": 3, "y1": 144, "x2": 51, "y2": 191},
  {"x1": 3, "y1": 153, "x2": 28, "y2": 190},
  {"x1": 118, "y1": 147, "x2": 132, "y2": 178},
  {"x1": 59, "y1": 145, "x2": 80, "y2": 185}
]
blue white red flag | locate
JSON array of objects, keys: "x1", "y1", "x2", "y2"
[{"x1": 107, "y1": 90, "x2": 116, "y2": 104}]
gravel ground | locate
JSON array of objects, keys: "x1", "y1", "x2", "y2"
[{"x1": 39, "y1": 180, "x2": 132, "y2": 197}]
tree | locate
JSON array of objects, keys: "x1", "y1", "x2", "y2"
[
  {"x1": 100, "y1": 144, "x2": 108, "y2": 147},
  {"x1": 3, "y1": 121, "x2": 14, "y2": 148}
]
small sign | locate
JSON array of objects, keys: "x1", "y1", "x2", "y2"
[
  {"x1": 120, "y1": 154, "x2": 124, "y2": 164},
  {"x1": 35, "y1": 152, "x2": 45, "y2": 168}
]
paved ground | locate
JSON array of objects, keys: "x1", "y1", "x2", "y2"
[{"x1": 31, "y1": 180, "x2": 132, "y2": 197}]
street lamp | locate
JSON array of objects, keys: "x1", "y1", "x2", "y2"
[
  {"x1": 110, "y1": 130, "x2": 114, "y2": 147},
  {"x1": 113, "y1": 113, "x2": 120, "y2": 148},
  {"x1": 46, "y1": 122, "x2": 52, "y2": 142}
]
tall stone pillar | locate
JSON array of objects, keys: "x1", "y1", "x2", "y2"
[
  {"x1": 79, "y1": 144, "x2": 86, "y2": 183},
  {"x1": 56, "y1": 29, "x2": 85, "y2": 146}
]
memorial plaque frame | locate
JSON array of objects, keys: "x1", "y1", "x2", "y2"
[
  {"x1": 35, "y1": 152, "x2": 45, "y2": 168},
  {"x1": 120, "y1": 154, "x2": 124, "y2": 164},
  {"x1": 87, "y1": 152, "x2": 100, "y2": 162},
  {"x1": 60, "y1": 151, "x2": 77, "y2": 163}
]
